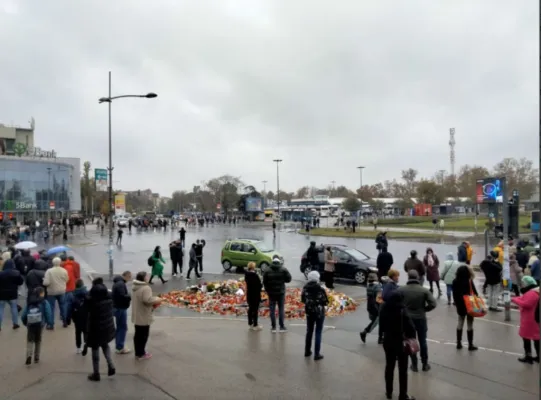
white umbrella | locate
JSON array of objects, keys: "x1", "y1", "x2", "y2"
[{"x1": 14, "y1": 241, "x2": 38, "y2": 250}]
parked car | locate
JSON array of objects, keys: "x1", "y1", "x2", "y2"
[
  {"x1": 221, "y1": 239, "x2": 283, "y2": 272},
  {"x1": 299, "y1": 244, "x2": 378, "y2": 285},
  {"x1": 117, "y1": 218, "x2": 129, "y2": 228}
]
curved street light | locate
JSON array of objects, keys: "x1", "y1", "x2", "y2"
[{"x1": 99, "y1": 71, "x2": 157, "y2": 280}]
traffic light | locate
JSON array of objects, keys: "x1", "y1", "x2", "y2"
[
  {"x1": 0, "y1": 212, "x2": 3, "y2": 220},
  {"x1": 8, "y1": 213, "x2": 13, "y2": 220}
]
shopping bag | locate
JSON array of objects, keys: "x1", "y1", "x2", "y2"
[{"x1": 463, "y1": 281, "x2": 487, "y2": 317}]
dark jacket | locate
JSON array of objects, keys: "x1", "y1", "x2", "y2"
[
  {"x1": 516, "y1": 250, "x2": 529, "y2": 269},
  {"x1": 86, "y1": 283, "x2": 116, "y2": 347},
  {"x1": 376, "y1": 251, "x2": 393, "y2": 277},
  {"x1": 366, "y1": 281, "x2": 383, "y2": 317},
  {"x1": 307, "y1": 245, "x2": 320, "y2": 266},
  {"x1": 13, "y1": 253, "x2": 27, "y2": 276},
  {"x1": 112, "y1": 276, "x2": 131, "y2": 309},
  {"x1": 21, "y1": 293, "x2": 53, "y2": 328},
  {"x1": 404, "y1": 257, "x2": 425, "y2": 277},
  {"x1": 397, "y1": 280, "x2": 437, "y2": 320},
  {"x1": 0, "y1": 260, "x2": 24, "y2": 301},
  {"x1": 379, "y1": 292, "x2": 416, "y2": 348},
  {"x1": 376, "y1": 234, "x2": 388, "y2": 250},
  {"x1": 263, "y1": 265, "x2": 292, "y2": 299},
  {"x1": 457, "y1": 244, "x2": 468, "y2": 263},
  {"x1": 179, "y1": 228, "x2": 186, "y2": 240},
  {"x1": 382, "y1": 280, "x2": 399, "y2": 302},
  {"x1": 69, "y1": 286, "x2": 89, "y2": 329},
  {"x1": 195, "y1": 241, "x2": 206, "y2": 257},
  {"x1": 169, "y1": 243, "x2": 182, "y2": 261},
  {"x1": 479, "y1": 259, "x2": 502, "y2": 285},
  {"x1": 301, "y1": 280, "x2": 329, "y2": 318},
  {"x1": 25, "y1": 261, "x2": 48, "y2": 293},
  {"x1": 21, "y1": 251, "x2": 36, "y2": 274},
  {"x1": 452, "y1": 278, "x2": 477, "y2": 317},
  {"x1": 244, "y1": 270, "x2": 262, "y2": 301}
]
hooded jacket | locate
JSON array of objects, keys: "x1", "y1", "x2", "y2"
[
  {"x1": 62, "y1": 260, "x2": 79, "y2": 292},
  {"x1": 479, "y1": 258, "x2": 502, "y2": 285},
  {"x1": 379, "y1": 292, "x2": 416, "y2": 348},
  {"x1": 512, "y1": 285, "x2": 540, "y2": 340},
  {"x1": 86, "y1": 283, "x2": 115, "y2": 347},
  {"x1": 306, "y1": 244, "x2": 320, "y2": 266},
  {"x1": 21, "y1": 292, "x2": 53, "y2": 327},
  {"x1": 376, "y1": 250, "x2": 394, "y2": 277},
  {"x1": 69, "y1": 285, "x2": 89, "y2": 328},
  {"x1": 263, "y1": 264, "x2": 292, "y2": 299},
  {"x1": 457, "y1": 243, "x2": 468, "y2": 263},
  {"x1": 26, "y1": 259, "x2": 48, "y2": 293},
  {"x1": 441, "y1": 253, "x2": 461, "y2": 286},
  {"x1": 112, "y1": 275, "x2": 131, "y2": 309},
  {"x1": 0, "y1": 260, "x2": 24, "y2": 301},
  {"x1": 301, "y1": 280, "x2": 329, "y2": 318},
  {"x1": 131, "y1": 280, "x2": 160, "y2": 326},
  {"x1": 516, "y1": 249, "x2": 530, "y2": 269},
  {"x1": 20, "y1": 251, "x2": 35, "y2": 274}
]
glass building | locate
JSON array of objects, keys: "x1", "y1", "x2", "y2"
[{"x1": 0, "y1": 156, "x2": 81, "y2": 223}]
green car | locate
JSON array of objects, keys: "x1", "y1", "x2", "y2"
[{"x1": 221, "y1": 239, "x2": 283, "y2": 271}]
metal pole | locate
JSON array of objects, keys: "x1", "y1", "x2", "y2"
[
  {"x1": 501, "y1": 177, "x2": 511, "y2": 321},
  {"x1": 47, "y1": 167, "x2": 51, "y2": 225},
  {"x1": 276, "y1": 163, "x2": 280, "y2": 215},
  {"x1": 108, "y1": 71, "x2": 114, "y2": 281}
]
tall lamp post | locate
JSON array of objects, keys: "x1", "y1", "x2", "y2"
[
  {"x1": 47, "y1": 167, "x2": 52, "y2": 225},
  {"x1": 99, "y1": 71, "x2": 157, "y2": 280},
  {"x1": 357, "y1": 166, "x2": 365, "y2": 218},
  {"x1": 262, "y1": 180, "x2": 268, "y2": 207},
  {"x1": 273, "y1": 159, "x2": 283, "y2": 218}
]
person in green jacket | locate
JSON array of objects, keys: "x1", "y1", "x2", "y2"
[
  {"x1": 149, "y1": 246, "x2": 167, "y2": 284},
  {"x1": 440, "y1": 253, "x2": 461, "y2": 305}
]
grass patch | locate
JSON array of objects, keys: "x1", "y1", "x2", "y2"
[
  {"x1": 379, "y1": 215, "x2": 530, "y2": 232},
  {"x1": 300, "y1": 228, "x2": 452, "y2": 239}
]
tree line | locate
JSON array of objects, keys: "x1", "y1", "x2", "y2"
[{"x1": 79, "y1": 157, "x2": 538, "y2": 215}]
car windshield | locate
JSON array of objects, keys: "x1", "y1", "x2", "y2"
[
  {"x1": 255, "y1": 242, "x2": 274, "y2": 252},
  {"x1": 344, "y1": 248, "x2": 369, "y2": 260}
]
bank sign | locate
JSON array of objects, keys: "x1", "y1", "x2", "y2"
[
  {"x1": 2, "y1": 200, "x2": 37, "y2": 210},
  {"x1": 13, "y1": 143, "x2": 57, "y2": 158}
]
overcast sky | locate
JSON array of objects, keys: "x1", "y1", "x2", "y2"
[{"x1": 0, "y1": 0, "x2": 537, "y2": 196}]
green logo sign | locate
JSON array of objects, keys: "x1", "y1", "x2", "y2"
[{"x1": 13, "y1": 143, "x2": 27, "y2": 157}]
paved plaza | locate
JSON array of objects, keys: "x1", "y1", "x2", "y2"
[{"x1": 1, "y1": 224, "x2": 538, "y2": 399}]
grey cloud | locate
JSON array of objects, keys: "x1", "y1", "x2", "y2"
[{"x1": 0, "y1": 0, "x2": 536, "y2": 195}]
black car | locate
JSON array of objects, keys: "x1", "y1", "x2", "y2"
[{"x1": 300, "y1": 244, "x2": 378, "y2": 285}]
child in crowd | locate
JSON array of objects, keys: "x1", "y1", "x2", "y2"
[
  {"x1": 21, "y1": 287, "x2": 53, "y2": 365},
  {"x1": 360, "y1": 273, "x2": 383, "y2": 344},
  {"x1": 70, "y1": 279, "x2": 89, "y2": 355}
]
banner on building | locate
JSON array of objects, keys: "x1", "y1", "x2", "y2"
[
  {"x1": 95, "y1": 169, "x2": 108, "y2": 192},
  {"x1": 114, "y1": 193, "x2": 126, "y2": 215}
]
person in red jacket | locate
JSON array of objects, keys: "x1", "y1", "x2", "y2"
[
  {"x1": 67, "y1": 256, "x2": 81, "y2": 281},
  {"x1": 62, "y1": 257, "x2": 78, "y2": 325}
]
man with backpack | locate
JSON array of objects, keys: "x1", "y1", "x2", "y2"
[
  {"x1": 21, "y1": 287, "x2": 53, "y2": 365},
  {"x1": 301, "y1": 271, "x2": 329, "y2": 361}
]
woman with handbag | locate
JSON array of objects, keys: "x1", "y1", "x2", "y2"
[
  {"x1": 452, "y1": 265, "x2": 479, "y2": 351},
  {"x1": 379, "y1": 291, "x2": 416, "y2": 400}
]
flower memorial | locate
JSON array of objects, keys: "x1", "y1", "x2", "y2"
[{"x1": 158, "y1": 279, "x2": 358, "y2": 319}]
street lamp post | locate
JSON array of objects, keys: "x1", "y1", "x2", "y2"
[
  {"x1": 99, "y1": 71, "x2": 157, "y2": 280},
  {"x1": 273, "y1": 159, "x2": 283, "y2": 218},
  {"x1": 357, "y1": 166, "x2": 365, "y2": 219},
  {"x1": 47, "y1": 167, "x2": 52, "y2": 225},
  {"x1": 262, "y1": 180, "x2": 268, "y2": 207}
]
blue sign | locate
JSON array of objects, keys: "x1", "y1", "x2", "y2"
[{"x1": 245, "y1": 197, "x2": 263, "y2": 212}]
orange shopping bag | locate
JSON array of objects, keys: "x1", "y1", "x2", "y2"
[{"x1": 463, "y1": 281, "x2": 487, "y2": 318}]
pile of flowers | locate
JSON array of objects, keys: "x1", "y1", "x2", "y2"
[{"x1": 158, "y1": 279, "x2": 358, "y2": 319}]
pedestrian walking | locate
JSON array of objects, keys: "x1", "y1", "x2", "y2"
[
  {"x1": 148, "y1": 246, "x2": 167, "y2": 285},
  {"x1": 178, "y1": 227, "x2": 186, "y2": 248},
  {"x1": 423, "y1": 248, "x2": 441, "y2": 297},
  {"x1": 0, "y1": 259, "x2": 24, "y2": 330},
  {"x1": 86, "y1": 277, "x2": 116, "y2": 381},
  {"x1": 132, "y1": 271, "x2": 162, "y2": 360},
  {"x1": 263, "y1": 256, "x2": 292, "y2": 333},
  {"x1": 360, "y1": 272, "x2": 383, "y2": 343},
  {"x1": 112, "y1": 271, "x2": 132, "y2": 354},
  {"x1": 116, "y1": 227, "x2": 123, "y2": 245},
  {"x1": 301, "y1": 271, "x2": 328, "y2": 360},
  {"x1": 512, "y1": 276, "x2": 540, "y2": 364},
  {"x1": 43, "y1": 257, "x2": 68, "y2": 328},
  {"x1": 186, "y1": 243, "x2": 201, "y2": 280},
  {"x1": 244, "y1": 262, "x2": 262, "y2": 331},
  {"x1": 376, "y1": 247, "x2": 394, "y2": 281},
  {"x1": 440, "y1": 253, "x2": 460, "y2": 305},
  {"x1": 70, "y1": 279, "x2": 89, "y2": 355},
  {"x1": 379, "y1": 291, "x2": 417, "y2": 400},
  {"x1": 452, "y1": 265, "x2": 479, "y2": 351},
  {"x1": 21, "y1": 287, "x2": 53, "y2": 365},
  {"x1": 169, "y1": 241, "x2": 182, "y2": 277},
  {"x1": 323, "y1": 246, "x2": 336, "y2": 289},
  {"x1": 404, "y1": 250, "x2": 426, "y2": 287}
]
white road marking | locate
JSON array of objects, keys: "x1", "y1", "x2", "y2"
[
  {"x1": 476, "y1": 318, "x2": 519, "y2": 328},
  {"x1": 427, "y1": 338, "x2": 523, "y2": 357}
]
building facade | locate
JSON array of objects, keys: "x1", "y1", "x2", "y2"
[{"x1": 0, "y1": 155, "x2": 81, "y2": 223}]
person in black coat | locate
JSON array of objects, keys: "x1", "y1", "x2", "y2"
[
  {"x1": 169, "y1": 241, "x2": 183, "y2": 277},
  {"x1": 376, "y1": 247, "x2": 394, "y2": 280},
  {"x1": 0, "y1": 259, "x2": 24, "y2": 329},
  {"x1": 452, "y1": 265, "x2": 478, "y2": 351},
  {"x1": 178, "y1": 227, "x2": 186, "y2": 248},
  {"x1": 306, "y1": 242, "x2": 320, "y2": 270},
  {"x1": 244, "y1": 262, "x2": 263, "y2": 330},
  {"x1": 25, "y1": 260, "x2": 47, "y2": 297},
  {"x1": 86, "y1": 278, "x2": 116, "y2": 381},
  {"x1": 379, "y1": 291, "x2": 416, "y2": 400}
]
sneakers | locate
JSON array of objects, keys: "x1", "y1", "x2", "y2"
[
  {"x1": 116, "y1": 348, "x2": 131, "y2": 354},
  {"x1": 314, "y1": 354, "x2": 324, "y2": 361},
  {"x1": 108, "y1": 367, "x2": 116, "y2": 377},
  {"x1": 360, "y1": 331, "x2": 367, "y2": 343},
  {"x1": 76, "y1": 348, "x2": 82, "y2": 354},
  {"x1": 271, "y1": 328, "x2": 277, "y2": 333},
  {"x1": 422, "y1": 363, "x2": 431, "y2": 372},
  {"x1": 251, "y1": 325, "x2": 263, "y2": 331},
  {"x1": 172, "y1": 273, "x2": 177, "y2": 277},
  {"x1": 25, "y1": 357, "x2": 31, "y2": 366},
  {"x1": 13, "y1": 324, "x2": 20, "y2": 330},
  {"x1": 137, "y1": 353, "x2": 152, "y2": 360},
  {"x1": 87, "y1": 373, "x2": 100, "y2": 382},
  {"x1": 279, "y1": 327, "x2": 288, "y2": 333}
]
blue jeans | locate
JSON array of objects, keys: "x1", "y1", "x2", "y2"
[
  {"x1": 410, "y1": 318, "x2": 428, "y2": 365},
  {"x1": 114, "y1": 308, "x2": 128, "y2": 351},
  {"x1": 47, "y1": 294, "x2": 66, "y2": 327},
  {"x1": 446, "y1": 283, "x2": 453, "y2": 300},
  {"x1": 0, "y1": 299, "x2": 19, "y2": 327},
  {"x1": 305, "y1": 315, "x2": 325, "y2": 356},
  {"x1": 64, "y1": 292, "x2": 73, "y2": 324},
  {"x1": 269, "y1": 295, "x2": 285, "y2": 329}
]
